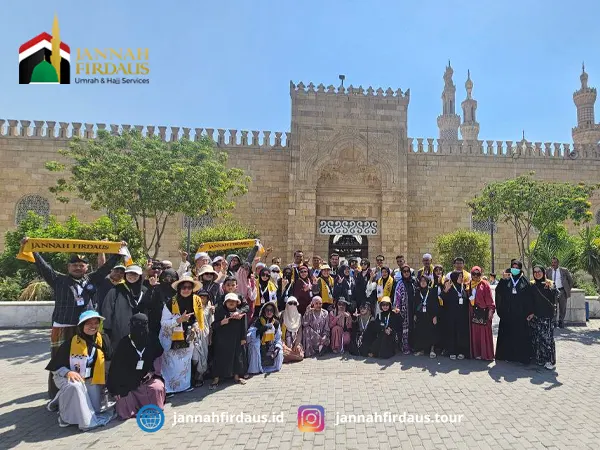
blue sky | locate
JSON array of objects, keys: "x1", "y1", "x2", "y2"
[{"x1": 2, "y1": 0, "x2": 598, "y2": 143}]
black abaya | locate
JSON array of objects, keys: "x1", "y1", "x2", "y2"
[{"x1": 211, "y1": 305, "x2": 247, "y2": 378}]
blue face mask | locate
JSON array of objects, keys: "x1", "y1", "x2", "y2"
[{"x1": 510, "y1": 268, "x2": 521, "y2": 276}]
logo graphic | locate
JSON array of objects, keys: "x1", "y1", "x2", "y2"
[
  {"x1": 19, "y1": 14, "x2": 70, "y2": 84},
  {"x1": 297, "y1": 405, "x2": 325, "y2": 432},
  {"x1": 136, "y1": 404, "x2": 165, "y2": 432}
]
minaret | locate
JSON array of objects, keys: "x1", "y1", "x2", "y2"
[
  {"x1": 460, "y1": 70, "x2": 480, "y2": 141},
  {"x1": 437, "y1": 61, "x2": 461, "y2": 141},
  {"x1": 50, "y1": 14, "x2": 62, "y2": 83},
  {"x1": 572, "y1": 63, "x2": 600, "y2": 144}
]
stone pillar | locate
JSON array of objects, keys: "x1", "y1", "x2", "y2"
[
  {"x1": 287, "y1": 188, "x2": 317, "y2": 258},
  {"x1": 565, "y1": 289, "x2": 587, "y2": 326}
]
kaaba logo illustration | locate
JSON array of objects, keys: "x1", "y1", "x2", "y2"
[{"x1": 19, "y1": 14, "x2": 70, "y2": 84}]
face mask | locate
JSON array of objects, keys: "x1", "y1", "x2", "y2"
[
  {"x1": 271, "y1": 272, "x2": 280, "y2": 282},
  {"x1": 510, "y1": 268, "x2": 521, "y2": 276}
]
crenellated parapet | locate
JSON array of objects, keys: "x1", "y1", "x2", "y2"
[
  {"x1": 0, "y1": 119, "x2": 290, "y2": 149},
  {"x1": 290, "y1": 81, "x2": 410, "y2": 104},
  {"x1": 407, "y1": 137, "x2": 600, "y2": 160}
]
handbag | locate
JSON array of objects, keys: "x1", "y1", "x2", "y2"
[{"x1": 471, "y1": 304, "x2": 488, "y2": 325}]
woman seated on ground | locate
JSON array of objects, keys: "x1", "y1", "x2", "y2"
[
  {"x1": 367, "y1": 296, "x2": 399, "y2": 359},
  {"x1": 302, "y1": 296, "x2": 331, "y2": 357},
  {"x1": 280, "y1": 296, "x2": 304, "y2": 363},
  {"x1": 210, "y1": 293, "x2": 248, "y2": 389},
  {"x1": 412, "y1": 275, "x2": 439, "y2": 358},
  {"x1": 248, "y1": 302, "x2": 284, "y2": 374},
  {"x1": 349, "y1": 302, "x2": 375, "y2": 357},
  {"x1": 45, "y1": 311, "x2": 114, "y2": 431},
  {"x1": 107, "y1": 313, "x2": 166, "y2": 420},
  {"x1": 159, "y1": 276, "x2": 204, "y2": 396},
  {"x1": 329, "y1": 298, "x2": 352, "y2": 353}
]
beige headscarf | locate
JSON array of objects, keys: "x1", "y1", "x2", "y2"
[{"x1": 281, "y1": 296, "x2": 301, "y2": 333}]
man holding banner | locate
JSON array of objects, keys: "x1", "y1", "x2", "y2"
[{"x1": 18, "y1": 237, "x2": 129, "y2": 400}]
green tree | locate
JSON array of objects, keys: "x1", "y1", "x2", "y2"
[
  {"x1": 577, "y1": 226, "x2": 600, "y2": 287},
  {"x1": 469, "y1": 172, "x2": 597, "y2": 274},
  {"x1": 529, "y1": 224, "x2": 579, "y2": 271},
  {"x1": 0, "y1": 211, "x2": 144, "y2": 282},
  {"x1": 45, "y1": 129, "x2": 250, "y2": 258},
  {"x1": 434, "y1": 229, "x2": 491, "y2": 273},
  {"x1": 183, "y1": 218, "x2": 259, "y2": 259}
]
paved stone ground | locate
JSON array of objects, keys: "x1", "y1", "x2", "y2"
[{"x1": 0, "y1": 320, "x2": 599, "y2": 449}]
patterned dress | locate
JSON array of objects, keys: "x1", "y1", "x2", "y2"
[{"x1": 302, "y1": 309, "x2": 330, "y2": 357}]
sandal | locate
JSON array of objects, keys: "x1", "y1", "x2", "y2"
[
  {"x1": 235, "y1": 378, "x2": 247, "y2": 385},
  {"x1": 195, "y1": 379, "x2": 204, "y2": 387},
  {"x1": 208, "y1": 379, "x2": 219, "y2": 390}
]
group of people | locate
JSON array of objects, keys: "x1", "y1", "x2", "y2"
[{"x1": 21, "y1": 236, "x2": 569, "y2": 432}]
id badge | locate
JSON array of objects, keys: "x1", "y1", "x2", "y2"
[
  {"x1": 84, "y1": 367, "x2": 91, "y2": 378},
  {"x1": 377, "y1": 286, "x2": 383, "y2": 297},
  {"x1": 76, "y1": 296, "x2": 85, "y2": 306},
  {"x1": 459, "y1": 297, "x2": 463, "y2": 305},
  {"x1": 348, "y1": 289, "x2": 352, "y2": 297},
  {"x1": 270, "y1": 291, "x2": 277, "y2": 302},
  {"x1": 136, "y1": 360, "x2": 144, "y2": 370},
  {"x1": 422, "y1": 305, "x2": 427, "y2": 313},
  {"x1": 512, "y1": 288, "x2": 517, "y2": 295}
]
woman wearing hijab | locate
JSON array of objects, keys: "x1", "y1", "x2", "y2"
[
  {"x1": 280, "y1": 296, "x2": 304, "y2": 362},
  {"x1": 102, "y1": 265, "x2": 146, "y2": 346},
  {"x1": 468, "y1": 266, "x2": 496, "y2": 361},
  {"x1": 45, "y1": 311, "x2": 114, "y2": 431},
  {"x1": 226, "y1": 254, "x2": 242, "y2": 276},
  {"x1": 432, "y1": 265, "x2": 446, "y2": 354},
  {"x1": 192, "y1": 290, "x2": 215, "y2": 386},
  {"x1": 138, "y1": 268, "x2": 178, "y2": 339},
  {"x1": 210, "y1": 293, "x2": 248, "y2": 389},
  {"x1": 329, "y1": 298, "x2": 352, "y2": 353},
  {"x1": 391, "y1": 265, "x2": 413, "y2": 355},
  {"x1": 349, "y1": 302, "x2": 375, "y2": 357},
  {"x1": 158, "y1": 275, "x2": 204, "y2": 395},
  {"x1": 355, "y1": 261, "x2": 377, "y2": 308},
  {"x1": 277, "y1": 267, "x2": 294, "y2": 312},
  {"x1": 248, "y1": 301, "x2": 284, "y2": 374},
  {"x1": 366, "y1": 296, "x2": 399, "y2": 359},
  {"x1": 495, "y1": 260, "x2": 534, "y2": 364},
  {"x1": 311, "y1": 265, "x2": 336, "y2": 312},
  {"x1": 531, "y1": 265, "x2": 558, "y2": 370},
  {"x1": 255, "y1": 267, "x2": 278, "y2": 319},
  {"x1": 292, "y1": 264, "x2": 314, "y2": 315},
  {"x1": 375, "y1": 267, "x2": 394, "y2": 305},
  {"x1": 412, "y1": 275, "x2": 439, "y2": 358},
  {"x1": 440, "y1": 271, "x2": 470, "y2": 360},
  {"x1": 197, "y1": 265, "x2": 220, "y2": 304},
  {"x1": 334, "y1": 264, "x2": 357, "y2": 313},
  {"x1": 107, "y1": 313, "x2": 166, "y2": 419},
  {"x1": 302, "y1": 296, "x2": 331, "y2": 357}
]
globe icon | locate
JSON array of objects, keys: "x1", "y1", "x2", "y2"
[{"x1": 136, "y1": 404, "x2": 165, "y2": 432}]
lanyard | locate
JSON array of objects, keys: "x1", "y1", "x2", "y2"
[
  {"x1": 86, "y1": 346, "x2": 96, "y2": 367},
  {"x1": 420, "y1": 289, "x2": 430, "y2": 307},
  {"x1": 381, "y1": 313, "x2": 390, "y2": 328},
  {"x1": 130, "y1": 338, "x2": 146, "y2": 360},
  {"x1": 359, "y1": 316, "x2": 370, "y2": 332},
  {"x1": 453, "y1": 285, "x2": 463, "y2": 297},
  {"x1": 511, "y1": 276, "x2": 520, "y2": 290}
]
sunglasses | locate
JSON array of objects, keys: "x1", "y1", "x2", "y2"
[
  {"x1": 272, "y1": 270, "x2": 280, "y2": 273},
  {"x1": 261, "y1": 273, "x2": 270, "y2": 277},
  {"x1": 180, "y1": 285, "x2": 194, "y2": 290},
  {"x1": 472, "y1": 272, "x2": 481, "y2": 276},
  {"x1": 287, "y1": 301, "x2": 298, "y2": 306},
  {"x1": 299, "y1": 270, "x2": 308, "y2": 273}
]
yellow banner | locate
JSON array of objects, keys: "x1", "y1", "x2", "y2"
[
  {"x1": 197, "y1": 239, "x2": 259, "y2": 253},
  {"x1": 17, "y1": 238, "x2": 132, "y2": 264}
]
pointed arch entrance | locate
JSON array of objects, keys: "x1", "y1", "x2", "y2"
[{"x1": 329, "y1": 235, "x2": 368, "y2": 259}]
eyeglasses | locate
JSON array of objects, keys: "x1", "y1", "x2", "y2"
[
  {"x1": 533, "y1": 270, "x2": 543, "y2": 274},
  {"x1": 265, "y1": 309, "x2": 275, "y2": 314},
  {"x1": 299, "y1": 270, "x2": 308, "y2": 274},
  {"x1": 402, "y1": 269, "x2": 411, "y2": 273}
]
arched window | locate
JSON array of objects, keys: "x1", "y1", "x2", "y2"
[{"x1": 15, "y1": 195, "x2": 50, "y2": 225}]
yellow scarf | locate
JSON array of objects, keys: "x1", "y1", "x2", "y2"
[
  {"x1": 377, "y1": 276, "x2": 394, "y2": 300},
  {"x1": 260, "y1": 317, "x2": 276, "y2": 344},
  {"x1": 69, "y1": 333, "x2": 105, "y2": 385},
  {"x1": 171, "y1": 295, "x2": 204, "y2": 342},
  {"x1": 319, "y1": 276, "x2": 335, "y2": 304},
  {"x1": 255, "y1": 281, "x2": 277, "y2": 306}
]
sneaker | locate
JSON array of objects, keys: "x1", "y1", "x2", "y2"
[
  {"x1": 475, "y1": 356, "x2": 482, "y2": 360},
  {"x1": 457, "y1": 354, "x2": 465, "y2": 360},
  {"x1": 544, "y1": 362, "x2": 556, "y2": 370},
  {"x1": 58, "y1": 416, "x2": 70, "y2": 428},
  {"x1": 449, "y1": 354, "x2": 457, "y2": 360},
  {"x1": 414, "y1": 351, "x2": 424, "y2": 356},
  {"x1": 429, "y1": 351, "x2": 437, "y2": 359},
  {"x1": 183, "y1": 386, "x2": 194, "y2": 393}
]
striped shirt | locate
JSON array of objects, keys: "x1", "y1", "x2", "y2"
[{"x1": 33, "y1": 253, "x2": 122, "y2": 326}]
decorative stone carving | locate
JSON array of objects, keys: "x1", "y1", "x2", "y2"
[{"x1": 318, "y1": 220, "x2": 378, "y2": 235}]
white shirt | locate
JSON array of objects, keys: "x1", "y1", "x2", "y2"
[{"x1": 552, "y1": 269, "x2": 563, "y2": 289}]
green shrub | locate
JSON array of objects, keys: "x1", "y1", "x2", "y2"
[
  {"x1": 182, "y1": 218, "x2": 259, "y2": 259},
  {"x1": 573, "y1": 270, "x2": 599, "y2": 296},
  {"x1": 0, "y1": 275, "x2": 26, "y2": 301},
  {"x1": 434, "y1": 229, "x2": 491, "y2": 273}
]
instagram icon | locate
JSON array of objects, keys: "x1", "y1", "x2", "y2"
[{"x1": 297, "y1": 405, "x2": 325, "y2": 432}]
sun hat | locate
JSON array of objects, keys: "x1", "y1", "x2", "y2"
[
  {"x1": 224, "y1": 293, "x2": 241, "y2": 304},
  {"x1": 198, "y1": 264, "x2": 218, "y2": 277},
  {"x1": 171, "y1": 275, "x2": 202, "y2": 292},
  {"x1": 77, "y1": 310, "x2": 105, "y2": 326},
  {"x1": 124, "y1": 265, "x2": 143, "y2": 275}
]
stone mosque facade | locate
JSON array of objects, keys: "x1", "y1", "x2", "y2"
[{"x1": 2, "y1": 64, "x2": 600, "y2": 270}]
